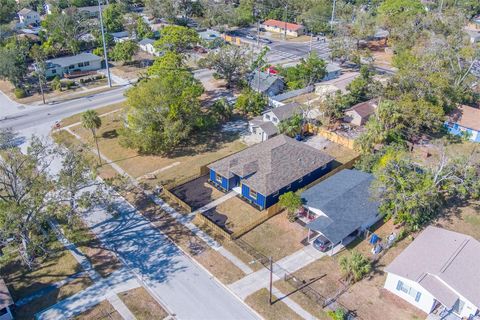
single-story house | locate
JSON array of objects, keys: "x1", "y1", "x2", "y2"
[
  {"x1": 111, "y1": 31, "x2": 131, "y2": 43},
  {"x1": 322, "y1": 63, "x2": 342, "y2": 81},
  {"x1": 248, "y1": 102, "x2": 303, "y2": 142},
  {"x1": 445, "y1": 104, "x2": 480, "y2": 142},
  {"x1": 208, "y1": 134, "x2": 334, "y2": 209},
  {"x1": 384, "y1": 227, "x2": 480, "y2": 319},
  {"x1": 302, "y1": 169, "x2": 381, "y2": 252},
  {"x1": 0, "y1": 279, "x2": 14, "y2": 320},
  {"x1": 344, "y1": 99, "x2": 378, "y2": 126},
  {"x1": 41, "y1": 52, "x2": 103, "y2": 78},
  {"x1": 67, "y1": 5, "x2": 107, "y2": 18},
  {"x1": 17, "y1": 8, "x2": 40, "y2": 26},
  {"x1": 269, "y1": 85, "x2": 315, "y2": 107},
  {"x1": 138, "y1": 38, "x2": 160, "y2": 56},
  {"x1": 263, "y1": 19, "x2": 305, "y2": 37},
  {"x1": 249, "y1": 71, "x2": 285, "y2": 97}
]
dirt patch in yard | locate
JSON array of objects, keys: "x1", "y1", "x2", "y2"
[
  {"x1": 170, "y1": 175, "x2": 224, "y2": 211},
  {"x1": 434, "y1": 201, "x2": 480, "y2": 241},
  {"x1": 118, "y1": 287, "x2": 169, "y2": 319},
  {"x1": 75, "y1": 299, "x2": 122, "y2": 320},
  {"x1": 240, "y1": 211, "x2": 307, "y2": 261},
  {"x1": 245, "y1": 288, "x2": 303, "y2": 320}
]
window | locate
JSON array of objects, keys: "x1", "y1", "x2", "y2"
[
  {"x1": 51, "y1": 69, "x2": 56, "y2": 74},
  {"x1": 452, "y1": 299, "x2": 465, "y2": 315},
  {"x1": 250, "y1": 189, "x2": 257, "y2": 200},
  {"x1": 215, "y1": 173, "x2": 222, "y2": 183},
  {"x1": 84, "y1": 61, "x2": 90, "y2": 66},
  {"x1": 265, "y1": 114, "x2": 270, "y2": 120},
  {"x1": 69, "y1": 65, "x2": 74, "y2": 69},
  {"x1": 272, "y1": 117, "x2": 278, "y2": 123},
  {"x1": 396, "y1": 281, "x2": 421, "y2": 302},
  {"x1": 78, "y1": 62, "x2": 84, "y2": 67}
]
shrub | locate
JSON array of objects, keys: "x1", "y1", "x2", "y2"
[
  {"x1": 14, "y1": 88, "x2": 27, "y2": 99},
  {"x1": 278, "y1": 191, "x2": 302, "y2": 222},
  {"x1": 327, "y1": 308, "x2": 348, "y2": 320},
  {"x1": 339, "y1": 251, "x2": 372, "y2": 283},
  {"x1": 52, "y1": 76, "x2": 62, "y2": 91}
]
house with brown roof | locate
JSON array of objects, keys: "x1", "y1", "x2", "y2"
[
  {"x1": 262, "y1": 19, "x2": 305, "y2": 37},
  {"x1": 384, "y1": 227, "x2": 480, "y2": 319},
  {"x1": 344, "y1": 99, "x2": 378, "y2": 126},
  {"x1": 208, "y1": 135, "x2": 334, "y2": 209},
  {"x1": 445, "y1": 104, "x2": 480, "y2": 142}
]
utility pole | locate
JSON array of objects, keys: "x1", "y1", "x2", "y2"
[
  {"x1": 330, "y1": 0, "x2": 337, "y2": 31},
  {"x1": 309, "y1": 32, "x2": 313, "y2": 53},
  {"x1": 269, "y1": 256, "x2": 273, "y2": 305},
  {"x1": 98, "y1": 0, "x2": 112, "y2": 87}
]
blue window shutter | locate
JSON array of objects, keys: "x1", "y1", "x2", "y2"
[
  {"x1": 396, "y1": 280, "x2": 403, "y2": 291},
  {"x1": 415, "y1": 292, "x2": 421, "y2": 302}
]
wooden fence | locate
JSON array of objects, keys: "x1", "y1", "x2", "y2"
[
  {"x1": 161, "y1": 186, "x2": 194, "y2": 213},
  {"x1": 305, "y1": 124, "x2": 356, "y2": 150},
  {"x1": 193, "y1": 212, "x2": 232, "y2": 241}
]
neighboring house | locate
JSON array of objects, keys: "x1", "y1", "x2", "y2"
[
  {"x1": 0, "y1": 278, "x2": 14, "y2": 320},
  {"x1": 249, "y1": 102, "x2": 302, "y2": 142},
  {"x1": 269, "y1": 85, "x2": 314, "y2": 107},
  {"x1": 301, "y1": 169, "x2": 381, "y2": 252},
  {"x1": 138, "y1": 38, "x2": 160, "y2": 56},
  {"x1": 445, "y1": 104, "x2": 480, "y2": 142},
  {"x1": 372, "y1": 28, "x2": 389, "y2": 41},
  {"x1": 249, "y1": 71, "x2": 285, "y2": 97},
  {"x1": 17, "y1": 8, "x2": 40, "y2": 26},
  {"x1": 208, "y1": 135, "x2": 334, "y2": 209},
  {"x1": 111, "y1": 31, "x2": 131, "y2": 43},
  {"x1": 322, "y1": 63, "x2": 342, "y2": 81},
  {"x1": 67, "y1": 5, "x2": 107, "y2": 18},
  {"x1": 344, "y1": 99, "x2": 378, "y2": 126},
  {"x1": 263, "y1": 19, "x2": 305, "y2": 37},
  {"x1": 41, "y1": 53, "x2": 103, "y2": 78},
  {"x1": 384, "y1": 227, "x2": 480, "y2": 319}
]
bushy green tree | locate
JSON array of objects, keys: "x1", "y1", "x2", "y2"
[
  {"x1": 234, "y1": 89, "x2": 267, "y2": 116},
  {"x1": 147, "y1": 51, "x2": 185, "y2": 76},
  {"x1": 110, "y1": 40, "x2": 138, "y2": 64},
  {"x1": 0, "y1": 0, "x2": 16, "y2": 24},
  {"x1": 279, "y1": 52, "x2": 326, "y2": 89},
  {"x1": 120, "y1": 71, "x2": 204, "y2": 154},
  {"x1": 103, "y1": 4, "x2": 124, "y2": 32},
  {"x1": 154, "y1": 25, "x2": 199, "y2": 53},
  {"x1": 199, "y1": 45, "x2": 251, "y2": 88},
  {"x1": 0, "y1": 37, "x2": 30, "y2": 87},
  {"x1": 278, "y1": 114, "x2": 303, "y2": 138},
  {"x1": 41, "y1": 11, "x2": 88, "y2": 54},
  {"x1": 279, "y1": 191, "x2": 303, "y2": 222},
  {"x1": 134, "y1": 16, "x2": 154, "y2": 39}
]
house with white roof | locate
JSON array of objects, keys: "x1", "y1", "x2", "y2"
[{"x1": 384, "y1": 227, "x2": 480, "y2": 319}]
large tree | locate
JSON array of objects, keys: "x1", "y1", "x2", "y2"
[
  {"x1": 110, "y1": 40, "x2": 138, "y2": 64},
  {"x1": 278, "y1": 52, "x2": 327, "y2": 89},
  {"x1": 0, "y1": 38, "x2": 30, "y2": 87},
  {"x1": 0, "y1": 0, "x2": 16, "y2": 24},
  {"x1": 102, "y1": 4, "x2": 124, "y2": 33},
  {"x1": 199, "y1": 45, "x2": 251, "y2": 88},
  {"x1": 120, "y1": 69, "x2": 204, "y2": 154},
  {"x1": 234, "y1": 88, "x2": 267, "y2": 116},
  {"x1": 41, "y1": 11, "x2": 89, "y2": 55},
  {"x1": 154, "y1": 25, "x2": 199, "y2": 53}
]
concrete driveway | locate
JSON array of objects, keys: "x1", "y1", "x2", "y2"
[{"x1": 84, "y1": 196, "x2": 259, "y2": 320}]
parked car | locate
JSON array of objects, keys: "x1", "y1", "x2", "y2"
[
  {"x1": 246, "y1": 33, "x2": 256, "y2": 40},
  {"x1": 259, "y1": 38, "x2": 272, "y2": 44},
  {"x1": 312, "y1": 235, "x2": 332, "y2": 252}
]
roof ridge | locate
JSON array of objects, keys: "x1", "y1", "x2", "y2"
[{"x1": 440, "y1": 238, "x2": 470, "y2": 274}]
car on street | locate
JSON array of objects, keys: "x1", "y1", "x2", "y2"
[
  {"x1": 259, "y1": 37, "x2": 272, "y2": 44},
  {"x1": 312, "y1": 235, "x2": 332, "y2": 252},
  {"x1": 245, "y1": 33, "x2": 256, "y2": 40}
]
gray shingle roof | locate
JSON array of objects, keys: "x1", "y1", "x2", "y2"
[
  {"x1": 345, "y1": 99, "x2": 378, "y2": 118},
  {"x1": 139, "y1": 38, "x2": 155, "y2": 46},
  {"x1": 385, "y1": 226, "x2": 480, "y2": 309},
  {"x1": 47, "y1": 53, "x2": 102, "y2": 68},
  {"x1": 208, "y1": 135, "x2": 334, "y2": 196},
  {"x1": 249, "y1": 71, "x2": 283, "y2": 93},
  {"x1": 303, "y1": 169, "x2": 380, "y2": 244},
  {"x1": 258, "y1": 121, "x2": 278, "y2": 136},
  {"x1": 271, "y1": 85, "x2": 314, "y2": 102},
  {"x1": 270, "y1": 102, "x2": 302, "y2": 122}
]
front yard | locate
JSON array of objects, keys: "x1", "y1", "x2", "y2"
[
  {"x1": 66, "y1": 106, "x2": 247, "y2": 188},
  {"x1": 240, "y1": 211, "x2": 307, "y2": 261},
  {"x1": 245, "y1": 288, "x2": 303, "y2": 320},
  {"x1": 118, "y1": 287, "x2": 169, "y2": 319},
  {"x1": 169, "y1": 175, "x2": 224, "y2": 211}
]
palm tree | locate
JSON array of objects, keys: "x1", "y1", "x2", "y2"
[
  {"x1": 339, "y1": 251, "x2": 372, "y2": 283},
  {"x1": 81, "y1": 110, "x2": 102, "y2": 164}
]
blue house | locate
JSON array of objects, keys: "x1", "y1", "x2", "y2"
[
  {"x1": 208, "y1": 135, "x2": 334, "y2": 209},
  {"x1": 445, "y1": 105, "x2": 480, "y2": 142}
]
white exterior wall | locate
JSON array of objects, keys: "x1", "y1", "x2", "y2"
[
  {"x1": 140, "y1": 43, "x2": 160, "y2": 56},
  {"x1": 264, "y1": 25, "x2": 303, "y2": 37},
  {"x1": 19, "y1": 12, "x2": 40, "y2": 25},
  {"x1": 248, "y1": 124, "x2": 267, "y2": 142},
  {"x1": 384, "y1": 273, "x2": 436, "y2": 314},
  {"x1": 46, "y1": 59, "x2": 102, "y2": 78}
]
